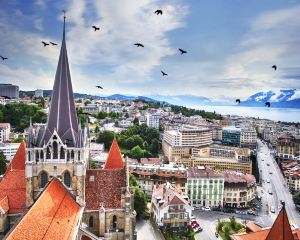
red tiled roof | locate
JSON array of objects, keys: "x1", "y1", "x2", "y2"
[
  {"x1": 6, "y1": 178, "x2": 83, "y2": 240},
  {"x1": 169, "y1": 195, "x2": 185, "y2": 205},
  {"x1": 85, "y1": 168, "x2": 126, "y2": 210},
  {"x1": 103, "y1": 139, "x2": 124, "y2": 169},
  {"x1": 0, "y1": 196, "x2": 9, "y2": 214},
  {"x1": 0, "y1": 142, "x2": 26, "y2": 213}
]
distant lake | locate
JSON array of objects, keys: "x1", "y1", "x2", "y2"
[{"x1": 192, "y1": 105, "x2": 300, "y2": 123}]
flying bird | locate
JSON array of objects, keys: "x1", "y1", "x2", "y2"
[
  {"x1": 236, "y1": 99, "x2": 240, "y2": 104},
  {"x1": 92, "y1": 26, "x2": 100, "y2": 31},
  {"x1": 134, "y1": 43, "x2": 144, "y2": 47},
  {"x1": 50, "y1": 42, "x2": 58, "y2": 46},
  {"x1": 0, "y1": 56, "x2": 8, "y2": 60},
  {"x1": 178, "y1": 49, "x2": 187, "y2": 55},
  {"x1": 41, "y1": 41, "x2": 49, "y2": 47},
  {"x1": 272, "y1": 65, "x2": 277, "y2": 71},
  {"x1": 161, "y1": 71, "x2": 168, "y2": 76},
  {"x1": 265, "y1": 102, "x2": 271, "y2": 107},
  {"x1": 154, "y1": 10, "x2": 163, "y2": 15},
  {"x1": 96, "y1": 85, "x2": 103, "y2": 89}
]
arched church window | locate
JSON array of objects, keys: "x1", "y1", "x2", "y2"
[
  {"x1": 40, "y1": 171, "x2": 48, "y2": 188},
  {"x1": 53, "y1": 141, "x2": 58, "y2": 159},
  {"x1": 60, "y1": 147, "x2": 65, "y2": 159},
  {"x1": 35, "y1": 151, "x2": 39, "y2": 162},
  {"x1": 40, "y1": 150, "x2": 44, "y2": 160},
  {"x1": 78, "y1": 151, "x2": 81, "y2": 160},
  {"x1": 112, "y1": 215, "x2": 117, "y2": 229},
  {"x1": 89, "y1": 216, "x2": 94, "y2": 228},
  {"x1": 46, "y1": 147, "x2": 51, "y2": 159},
  {"x1": 67, "y1": 151, "x2": 70, "y2": 162},
  {"x1": 71, "y1": 150, "x2": 74, "y2": 159},
  {"x1": 63, "y1": 171, "x2": 71, "y2": 187}
]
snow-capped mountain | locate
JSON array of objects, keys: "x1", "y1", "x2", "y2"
[{"x1": 241, "y1": 89, "x2": 300, "y2": 108}]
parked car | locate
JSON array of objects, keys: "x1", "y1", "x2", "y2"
[
  {"x1": 270, "y1": 206, "x2": 275, "y2": 213},
  {"x1": 268, "y1": 190, "x2": 273, "y2": 195},
  {"x1": 266, "y1": 179, "x2": 270, "y2": 183},
  {"x1": 269, "y1": 172, "x2": 273, "y2": 174},
  {"x1": 204, "y1": 206, "x2": 211, "y2": 211},
  {"x1": 267, "y1": 163, "x2": 270, "y2": 166},
  {"x1": 193, "y1": 206, "x2": 201, "y2": 210},
  {"x1": 215, "y1": 232, "x2": 219, "y2": 238}
]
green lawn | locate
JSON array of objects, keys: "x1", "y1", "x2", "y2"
[{"x1": 216, "y1": 217, "x2": 246, "y2": 240}]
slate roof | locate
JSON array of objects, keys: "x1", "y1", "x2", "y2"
[
  {"x1": 0, "y1": 142, "x2": 26, "y2": 213},
  {"x1": 6, "y1": 178, "x2": 83, "y2": 240}
]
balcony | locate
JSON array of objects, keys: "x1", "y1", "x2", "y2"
[
  {"x1": 161, "y1": 218, "x2": 190, "y2": 223},
  {"x1": 168, "y1": 208, "x2": 187, "y2": 213}
]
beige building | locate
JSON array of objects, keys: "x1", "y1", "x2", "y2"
[
  {"x1": 178, "y1": 145, "x2": 252, "y2": 174},
  {"x1": 276, "y1": 134, "x2": 300, "y2": 161},
  {"x1": 223, "y1": 172, "x2": 256, "y2": 208},
  {"x1": 163, "y1": 125, "x2": 212, "y2": 162}
]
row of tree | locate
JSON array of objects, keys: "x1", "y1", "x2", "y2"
[
  {"x1": 97, "y1": 123, "x2": 160, "y2": 159},
  {"x1": 171, "y1": 105, "x2": 223, "y2": 120}
]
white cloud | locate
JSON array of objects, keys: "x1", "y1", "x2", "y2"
[{"x1": 33, "y1": 18, "x2": 44, "y2": 31}]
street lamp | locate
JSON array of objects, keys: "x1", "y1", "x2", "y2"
[{"x1": 116, "y1": 229, "x2": 119, "y2": 240}]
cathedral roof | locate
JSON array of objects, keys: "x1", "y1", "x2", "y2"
[
  {"x1": 0, "y1": 196, "x2": 9, "y2": 214},
  {"x1": 35, "y1": 17, "x2": 81, "y2": 148},
  {"x1": 103, "y1": 139, "x2": 124, "y2": 169},
  {"x1": 0, "y1": 142, "x2": 26, "y2": 213},
  {"x1": 6, "y1": 178, "x2": 83, "y2": 240},
  {"x1": 85, "y1": 168, "x2": 126, "y2": 210}
]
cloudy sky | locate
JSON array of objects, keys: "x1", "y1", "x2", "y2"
[{"x1": 0, "y1": 0, "x2": 300, "y2": 100}]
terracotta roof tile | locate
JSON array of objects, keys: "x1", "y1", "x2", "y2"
[
  {"x1": 6, "y1": 178, "x2": 83, "y2": 240},
  {"x1": 103, "y1": 139, "x2": 124, "y2": 169},
  {"x1": 0, "y1": 142, "x2": 26, "y2": 213},
  {"x1": 85, "y1": 168, "x2": 126, "y2": 210},
  {"x1": 0, "y1": 196, "x2": 9, "y2": 214}
]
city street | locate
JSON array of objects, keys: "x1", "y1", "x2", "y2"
[
  {"x1": 136, "y1": 219, "x2": 164, "y2": 240},
  {"x1": 257, "y1": 139, "x2": 300, "y2": 227}
]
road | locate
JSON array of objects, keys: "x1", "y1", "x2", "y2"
[
  {"x1": 136, "y1": 219, "x2": 164, "y2": 240},
  {"x1": 257, "y1": 139, "x2": 300, "y2": 227}
]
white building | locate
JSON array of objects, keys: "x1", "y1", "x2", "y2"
[
  {"x1": 0, "y1": 143, "x2": 20, "y2": 160},
  {"x1": 146, "y1": 113, "x2": 160, "y2": 129},
  {"x1": 34, "y1": 89, "x2": 43, "y2": 98},
  {"x1": 0, "y1": 123, "x2": 10, "y2": 143},
  {"x1": 151, "y1": 182, "x2": 193, "y2": 228},
  {"x1": 187, "y1": 166, "x2": 224, "y2": 208},
  {"x1": 241, "y1": 127, "x2": 257, "y2": 148}
]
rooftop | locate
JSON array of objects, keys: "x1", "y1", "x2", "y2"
[
  {"x1": 187, "y1": 166, "x2": 224, "y2": 179},
  {"x1": 103, "y1": 139, "x2": 124, "y2": 169}
]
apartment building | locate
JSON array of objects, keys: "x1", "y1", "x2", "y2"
[
  {"x1": 146, "y1": 113, "x2": 160, "y2": 129},
  {"x1": 151, "y1": 182, "x2": 193, "y2": 228},
  {"x1": 223, "y1": 171, "x2": 256, "y2": 208},
  {"x1": 287, "y1": 171, "x2": 300, "y2": 192},
  {"x1": 240, "y1": 127, "x2": 257, "y2": 149},
  {"x1": 276, "y1": 134, "x2": 300, "y2": 161},
  {"x1": 162, "y1": 125, "x2": 212, "y2": 162},
  {"x1": 0, "y1": 143, "x2": 20, "y2": 160},
  {"x1": 129, "y1": 163, "x2": 187, "y2": 198},
  {"x1": 0, "y1": 123, "x2": 10, "y2": 143},
  {"x1": 187, "y1": 166, "x2": 224, "y2": 208}
]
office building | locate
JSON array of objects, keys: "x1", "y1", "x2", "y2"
[
  {"x1": 222, "y1": 126, "x2": 241, "y2": 147},
  {"x1": 0, "y1": 84, "x2": 19, "y2": 99},
  {"x1": 187, "y1": 166, "x2": 224, "y2": 208},
  {"x1": 240, "y1": 127, "x2": 257, "y2": 148}
]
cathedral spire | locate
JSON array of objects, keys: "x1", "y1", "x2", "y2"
[{"x1": 38, "y1": 12, "x2": 79, "y2": 147}]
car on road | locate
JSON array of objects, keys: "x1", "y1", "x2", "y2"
[
  {"x1": 215, "y1": 232, "x2": 219, "y2": 238},
  {"x1": 204, "y1": 206, "x2": 211, "y2": 211},
  {"x1": 268, "y1": 190, "x2": 273, "y2": 195},
  {"x1": 269, "y1": 172, "x2": 273, "y2": 174},
  {"x1": 267, "y1": 163, "x2": 270, "y2": 166},
  {"x1": 262, "y1": 159, "x2": 264, "y2": 161},
  {"x1": 270, "y1": 206, "x2": 275, "y2": 213},
  {"x1": 266, "y1": 179, "x2": 270, "y2": 183},
  {"x1": 193, "y1": 206, "x2": 201, "y2": 210}
]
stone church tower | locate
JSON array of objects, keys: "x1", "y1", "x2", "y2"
[{"x1": 25, "y1": 16, "x2": 89, "y2": 206}]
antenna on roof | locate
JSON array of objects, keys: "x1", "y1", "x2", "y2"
[{"x1": 62, "y1": 10, "x2": 66, "y2": 39}]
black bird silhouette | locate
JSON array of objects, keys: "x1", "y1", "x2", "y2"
[
  {"x1": 50, "y1": 42, "x2": 58, "y2": 46},
  {"x1": 265, "y1": 102, "x2": 271, "y2": 107},
  {"x1": 178, "y1": 49, "x2": 187, "y2": 55},
  {"x1": 92, "y1": 26, "x2": 100, "y2": 31},
  {"x1": 236, "y1": 99, "x2": 240, "y2": 104},
  {"x1": 96, "y1": 85, "x2": 103, "y2": 89},
  {"x1": 0, "y1": 56, "x2": 8, "y2": 60},
  {"x1": 272, "y1": 65, "x2": 277, "y2": 71},
  {"x1": 41, "y1": 41, "x2": 49, "y2": 47},
  {"x1": 154, "y1": 10, "x2": 163, "y2": 15},
  {"x1": 161, "y1": 71, "x2": 168, "y2": 76},
  {"x1": 134, "y1": 43, "x2": 144, "y2": 47}
]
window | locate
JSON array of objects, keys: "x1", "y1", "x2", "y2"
[
  {"x1": 53, "y1": 141, "x2": 58, "y2": 159},
  {"x1": 89, "y1": 216, "x2": 94, "y2": 227},
  {"x1": 64, "y1": 171, "x2": 71, "y2": 187},
  {"x1": 40, "y1": 171, "x2": 48, "y2": 188},
  {"x1": 112, "y1": 215, "x2": 117, "y2": 229},
  {"x1": 60, "y1": 147, "x2": 65, "y2": 159},
  {"x1": 89, "y1": 176, "x2": 95, "y2": 182}
]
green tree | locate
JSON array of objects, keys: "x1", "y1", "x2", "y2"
[
  {"x1": 12, "y1": 137, "x2": 26, "y2": 143},
  {"x1": 0, "y1": 151, "x2": 7, "y2": 175},
  {"x1": 126, "y1": 135, "x2": 144, "y2": 149},
  {"x1": 97, "y1": 131, "x2": 115, "y2": 149},
  {"x1": 293, "y1": 192, "x2": 300, "y2": 205},
  {"x1": 133, "y1": 185, "x2": 148, "y2": 217},
  {"x1": 149, "y1": 138, "x2": 160, "y2": 155},
  {"x1": 97, "y1": 111, "x2": 108, "y2": 119},
  {"x1": 129, "y1": 145, "x2": 144, "y2": 159},
  {"x1": 133, "y1": 117, "x2": 139, "y2": 125},
  {"x1": 90, "y1": 162, "x2": 98, "y2": 169}
]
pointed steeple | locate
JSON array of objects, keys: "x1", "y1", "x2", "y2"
[
  {"x1": 40, "y1": 13, "x2": 78, "y2": 146},
  {"x1": 103, "y1": 139, "x2": 124, "y2": 169},
  {"x1": 266, "y1": 203, "x2": 294, "y2": 240}
]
